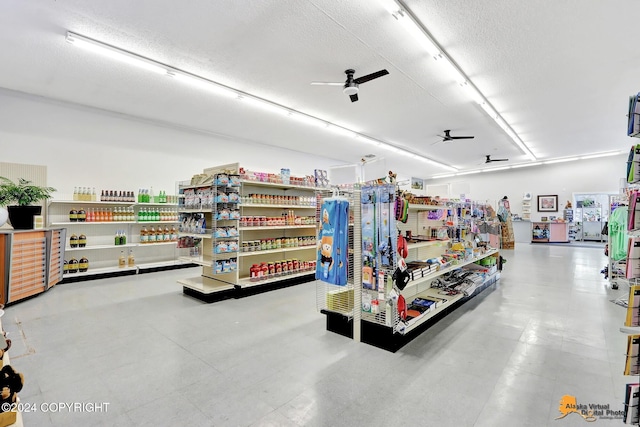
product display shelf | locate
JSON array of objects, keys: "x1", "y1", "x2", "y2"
[
  {"x1": 177, "y1": 163, "x2": 321, "y2": 301},
  {"x1": 240, "y1": 180, "x2": 321, "y2": 191},
  {"x1": 360, "y1": 248, "x2": 501, "y2": 352},
  {"x1": 406, "y1": 239, "x2": 450, "y2": 250},
  {"x1": 239, "y1": 225, "x2": 316, "y2": 231},
  {"x1": 408, "y1": 204, "x2": 447, "y2": 211},
  {"x1": 178, "y1": 232, "x2": 211, "y2": 239},
  {"x1": 237, "y1": 268, "x2": 315, "y2": 288},
  {"x1": 66, "y1": 243, "x2": 137, "y2": 251},
  {"x1": 62, "y1": 258, "x2": 192, "y2": 279},
  {"x1": 239, "y1": 246, "x2": 315, "y2": 257},
  {"x1": 178, "y1": 254, "x2": 213, "y2": 267},
  {"x1": 50, "y1": 199, "x2": 133, "y2": 205},
  {"x1": 48, "y1": 195, "x2": 184, "y2": 282},
  {"x1": 400, "y1": 248, "x2": 499, "y2": 297},
  {"x1": 399, "y1": 272, "x2": 500, "y2": 335},
  {"x1": 241, "y1": 203, "x2": 316, "y2": 209}
]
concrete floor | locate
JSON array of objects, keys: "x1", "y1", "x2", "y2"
[{"x1": 3, "y1": 244, "x2": 633, "y2": 426}]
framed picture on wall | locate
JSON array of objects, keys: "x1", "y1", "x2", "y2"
[
  {"x1": 537, "y1": 195, "x2": 558, "y2": 212},
  {"x1": 411, "y1": 177, "x2": 424, "y2": 190}
]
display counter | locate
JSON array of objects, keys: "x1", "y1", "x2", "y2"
[
  {"x1": 531, "y1": 222, "x2": 569, "y2": 243},
  {"x1": 0, "y1": 228, "x2": 66, "y2": 305}
]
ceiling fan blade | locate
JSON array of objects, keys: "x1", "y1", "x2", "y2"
[
  {"x1": 353, "y1": 69, "x2": 389, "y2": 84},
  {"x1": 310, "y1": 82, "x2": 344, "y2": 86},
  {"x1": 448, "y1": 136, "x2": 475, "y2": 140},
  {"x1": 349, "y1": 93, "x2": 359, "y2": 102},
  {"x1": 492, "y1": 158, "x2": 509, "y2": 162}
]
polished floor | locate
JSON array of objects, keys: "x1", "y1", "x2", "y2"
[{"x1": 4, "y1": 244, "x2": 633, "y2": 426}]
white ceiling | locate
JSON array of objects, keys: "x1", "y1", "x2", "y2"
[{"x1": 1, "y1": 0, "x2": 638, "y2": 178}]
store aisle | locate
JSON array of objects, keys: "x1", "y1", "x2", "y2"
[{"x1": 3, "y1": 245, "x2": 630, "y2": 426}]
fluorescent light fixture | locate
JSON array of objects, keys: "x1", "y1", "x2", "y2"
[
  {"x1": 434, "y1": 55, "x2": 466, "y2": 84},
  {"x1": 511, "y1": 162, "x2": 541, "y2": 168},
  {"x1": 288, "y1": 112, "x2": 327, "y2": 128},
  {"x1": 460, "y1": 81, "x2": 484, "y2": 104},
  {"x1": 544, "y1": 157, "x2": 580, "y2": 164},
  {"x1": 482, "y1": 166, "x2": 511, "y2": 172},
  {"x1": 359, "y1": 136, "x2": 382, "y2": 146},
  {"x1": 238, "y1": 95, "x2": 289, "y2": 115},
  {"x1": 480, "y1": 102, "x2": 498, "y2": 119},
  {"x1": 579, "y1": 151, "x2": 624, "y2": 160},
  {"x1": 381, "y1": 144, "x2": 403, "y2": 153},
  {"x1": 456, "y1": 170, "x2": 482, "y2": 176},
  {"x1": 66, "y1": 31, "x2": 169, "y2": 75},
  {"x1": 326, "y1": 124, "x2": 358, "y2": 138},
  {"x1": 172, "y1": 73, "x2": 238, "y2": 98},
  {"x1": 388, "y1": 4, "x2": 440, "y2": 56}
]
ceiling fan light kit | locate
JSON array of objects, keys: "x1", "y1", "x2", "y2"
[{"x1": 312, "y1": 68, "x2": 389, "y2": 103}]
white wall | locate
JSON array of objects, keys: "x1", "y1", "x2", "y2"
[
  {"x1": 403, "y1": 154, "x2": 626, "y2": 221},
  {"x1": 0, "y1": 89, "x2": 343, "y2": 198}
]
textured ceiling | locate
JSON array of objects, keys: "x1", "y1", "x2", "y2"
[{"x1": 0, "y1": 0, "x2": 638, "y2": 178}]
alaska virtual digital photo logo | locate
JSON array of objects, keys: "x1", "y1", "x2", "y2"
[{"x1": 555, "y1": 395, "x2": 625, "y2": 422}]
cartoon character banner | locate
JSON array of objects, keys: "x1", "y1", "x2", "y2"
[{"x1": 316, "y1": 198, "x2": 349, "y2": 286}]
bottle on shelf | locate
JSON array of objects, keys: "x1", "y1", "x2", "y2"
[
  {"x1": 127, "y1": 250, "x2": 135, "y2": 267},
  {"x1": 73, "y1": 187, "x2": 78, "y2": 201},
  {"x1": 79, "y1": 256, "x2": 89, "y2": 273},
  {"x1": 140, "y1": 226, "x2": 148, "y2": 244},
  {"x1": 78, "y1": 234, "x2": 86, "y2": 248},
  {"x1": 118, "y1": 251, "x2": 126, "y2": 268},
  {"x1": 170, "y1": 225, "x2": 177, "y2": 241},
  {"x1": 149, "y1": 226, "x2": 157, "y2": 243},
  {"x1": 69, "y1": 208, "x2": 78, "y2": 222},
  {"x1": 69, "y1": 234, "x2": 78, "y2": 248},
  {"x1": 164, "y1": 226, "x2": 170, "y2": 241},
  {"x1": 91, "y1": 187, "x2": 96, "y2": 201},
  {"x1": 68, "y1": 258, "x2": 79, "y2": 273},
  {"x1": 77, "y1": 207, "x2": 86, "y2": 222}
]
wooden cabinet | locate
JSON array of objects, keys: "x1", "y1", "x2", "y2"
[{"x1": 0, "y1": 228, "x2": 65, "y2": 305}]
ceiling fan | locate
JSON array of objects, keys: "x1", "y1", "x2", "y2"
[
  {"x1": 311, "y1": 69, "x2": 389, "y2": 102},
  {"x1": 431, "y1": 129, "x2": 475, "y2": 145},
  {"x1": 485, "y1": 155, "x2": 509, "y2": 163}
]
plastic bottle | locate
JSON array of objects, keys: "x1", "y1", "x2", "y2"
[
  {"x1": 78, "y1": 234, "x2": 86, "y2": 248},
  {"x1": 70, "y1": 234, "x2": 79, "y2": 248},
  {"x1": 68, "y1": 258, "x2": 79, "y2": 273},
  {"x1": 127, "y1": 250, "x2": 135, "y2": 267},
  {"x1": 164, "y1": 226, "x2": 170, "y2": 241},
  {"x1": 149, "y1": 226, "x2": 157, "y2": 243},
  {"x1": 91, "y1": 187, "x2": 96, "y2": 201},
  {"x1": 140, "y1": 226, "x2": 148, "y2": 244},
  {"x1": 118, "y1": 251, "x2": 126, "y2": 268},
  {"x1": 69, "y1": 208, "x2": 78, "y2": 222},
  {"x1": 73, "y1": 187, "x2": 78, "y2": 201}
]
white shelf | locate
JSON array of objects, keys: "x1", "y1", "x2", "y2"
[
  {"x1": 408, "y1": 204, "x2": 447, "y2": 211},
  {"x1": 240, "y1": 225, "x2": 316, "y2": 231},
  {"x1": 241, "y1": 180, "x2": 321, "y2": 191},
  {"x1": 620, "y1": 326, "x2": 640, "y2": 334},
  {"x1": 178, "y1": 208, "x2": 211, "y2": 213},
  {"x1": 66, "y1": 243, "x2": 138, "y2": 251},
  {"x1": 399, "y1": 272, "x2": 499, "y2": 335},
  {"x1": 136, "y1": 220, "x2": 180, "y2": 224},
  {"x1": 177, "y1": 232, "x2": 211, "y2": 239},
  {"x1": 178, "y1": 276, "x2": 235, "y2": 293},
  {"x1": 238, "y1": 246, "x2": 315, "y2": 257},
  {"x1": 401, "y1": 249, "x2": 499, "y2": 293},
  {"x1": 241, "y1": 204, "x2": 317, "y2": 209},
  {"x1": 50, "y1": 199, "x2": 135, "y2": 205},
  {"x1": 62, "y1": 259, "x2": 190, "y2": 278},
  {"x1": 178, "y1": 255, "x2": 213, "y2": 267},
  {"x1": 50, "y1": 221, "x2": 138, "y2": 225},
  {"x1": 407, "y1": 239, "x2": 450, "y2": 250},
  {"x1": 137, "y1": 241, "x2": 178, "y2": 247},
  {"x1": 237, "y1": 269, "x2": 315, "y2": 288},
  {"x1": 137, "y1": 203, "x2": 178, "y2": 207}
]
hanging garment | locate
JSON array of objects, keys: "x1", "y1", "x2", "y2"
[
  {"x1": 609, "y1": 206, "x2": 628, "y2": 261},
  {"x1": 361, "y1": 187, "x2": 377, "y2": 289},
  {"x1": 316, "y1": 198, "x2": 349, "y2": 286}
]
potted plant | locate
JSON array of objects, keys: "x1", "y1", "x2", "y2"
[{"x1": 0, "y1": 177, "x2": 56, "y2": 229}]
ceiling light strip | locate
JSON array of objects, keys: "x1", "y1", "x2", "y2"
[
  {"x1": 66, "y1": 30, "x2": 457, "y2": 172},
  {"x1": 382, "y1": 1, "x2": 537, "y2": 160}
]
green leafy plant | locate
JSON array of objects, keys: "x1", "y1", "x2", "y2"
[{"x1": 0, "y1": 177, "x2": 56, "y2": 206}]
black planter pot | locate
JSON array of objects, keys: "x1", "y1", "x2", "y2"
[{"x1": 7, "y1": 205, "x2": 42, "y2": 230}]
